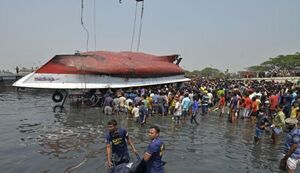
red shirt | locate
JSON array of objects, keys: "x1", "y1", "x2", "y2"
[
  {"x1": 252, "y1": 101, "x2": 258, "y2": 112},
  {"x1": 269, "y1": 95, "x2": 279, "y2": 110},
  {"x1": 244, "y1": 97, "x2": 252, "y2": 109},
  {"x1": 219, "y1": 96, "x2": 225, "y2": 106}
]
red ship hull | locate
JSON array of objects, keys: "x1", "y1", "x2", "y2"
[
  {"x1": 36, "y1": 51, "x2": 184, "y2": 78},
  {"x1": 13, "y1": 51, "x2": 190, "y2": 89}
]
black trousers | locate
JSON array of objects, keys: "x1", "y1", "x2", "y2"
[{"x1": 190, "y1": 111, "x2": 199, "y2": 125}]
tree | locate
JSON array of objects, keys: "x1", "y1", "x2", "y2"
[
  {"x1": 247, "y1": 52, "x2": 300, "y2": 72},
  {"x1": 185, "y1": 67, "x2": 224, "y2": 78},
  {"x1": 199, "y1": 67, "x2": 221, "y2": 77},
  {"x1": 247, "y1": 65, "x2": 270, "y2": 72}
]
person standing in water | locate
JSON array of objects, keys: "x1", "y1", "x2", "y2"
[
  {"x1": 218, "y1": 93, "x2": 226, "y2": 117},
  {"x1": 143, "y1": 125, "x2": 165, "y2": 173},
  {"x1": 190, "y1": 96, "x2": 199, "y2": 125},
  {"x1": 173, "y1": 97, "x2": 182, "y2": 124},
  {"x1": 105, "y1": 119, "x2": 138, "y2": 167},
  {"x1": 271, "y1": 105, "x2": 285, "y2": 144},
  {"x1": 280, "y1": 118, "x2": 300, "y2": 172},
  {"x1": 181, "y1": 93, "x2": 191, "y2": 123},
  {"x1": 254, "y1": 109, "x2": 271, "y2": 143}
]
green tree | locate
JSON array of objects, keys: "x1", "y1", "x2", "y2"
[
  {"x1": 200, "y1": 67, "x2": 221, "y2": 77},
  {"x1": 185, "y1": 67, "x2": 224, "y2": 78},
  {"x1": 247, "y1": 52, "x2": 300, "y2": 72}
]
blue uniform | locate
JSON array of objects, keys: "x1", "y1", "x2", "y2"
[
  {"x1": 146, "y1": 138, "x2": 165, "y2": 173},
  {"x1": 284, "y1": 128, "x2": 300, "y2": 159},
  {"x1": 105, "y1": 128, "x2": 130, "y2": 165}
]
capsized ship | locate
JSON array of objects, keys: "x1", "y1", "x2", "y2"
[{"x1": 13, "y1": 51, "x2": 190, "y2": 89}]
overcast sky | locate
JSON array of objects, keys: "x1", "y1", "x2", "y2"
[{"x1": 0, "y1": 0, "x2": 300, "y2": 73}]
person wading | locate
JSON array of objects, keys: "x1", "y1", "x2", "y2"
[
  {"x1": 143, "y1": 125, "x2": 165, "y2": 173},
  {"x1": 105, "y1": 119, "x2": 138, "y2": 168}
]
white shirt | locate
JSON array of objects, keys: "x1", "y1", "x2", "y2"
[
  {"x1": 207, "y1": 93, "x2": 213, "y2": 104},
  {"x1": 119, "y1": 96, "x2": 126, "y2": 107},
  {"x1": 132, "y1": 107, "x2": 139, "y2": 118},
  {"x1": 174, "y1": 101, "x2": 182, "y2": 116},
  {"x1": 125, "y1": 98, "x2": 133, "y2": 108}
]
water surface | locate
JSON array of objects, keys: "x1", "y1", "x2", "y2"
[{"x1": 0, "y1": 86, "x2": 290, "y2": 173}]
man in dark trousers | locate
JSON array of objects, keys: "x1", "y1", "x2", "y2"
[{"x1": 190, "y1": 96, "x2": 199, "y2": 125}]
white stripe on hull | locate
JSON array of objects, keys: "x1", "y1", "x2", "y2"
[{"x1": 13, "y1": 73, "x2": 190, "y2": 89}]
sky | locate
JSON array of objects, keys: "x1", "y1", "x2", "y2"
[{"x1": 0, "y1": 0, "x2": 300, "y2": 73}]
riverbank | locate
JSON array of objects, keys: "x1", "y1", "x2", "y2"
[{"x1": 0, "y1": 74, "x2": 27, "y2": 83}]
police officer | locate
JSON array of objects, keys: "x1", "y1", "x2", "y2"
[
  {"x1": 280, "y1": 118, "x2": 300, "y2": 172},
  {"x1": 105, "y1": 119, "x2": 137, "y2": 167},
  {"x1": 143, "y1": 125, "x2": 165, "y2": 173}
]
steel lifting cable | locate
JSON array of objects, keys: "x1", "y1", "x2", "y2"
[
  {"x1": 81, "y1": 0, "x2": 89, "y2": 52},
  {"x1": 80, "y1": 0, "x2": 88, "y2": 90},
  {"x1": 93, "y1": 0, "x2": 97, "y2": 51},
  {"x1": 130, "y1": 1, "x2": 138, "y2": 51},
  {"x1": 136, "y1": 0, "x2": 144, "y2": 52}
]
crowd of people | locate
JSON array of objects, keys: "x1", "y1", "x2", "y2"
[{"x1": 101, "y1": 78, "x2": 300, "y2": 172}]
